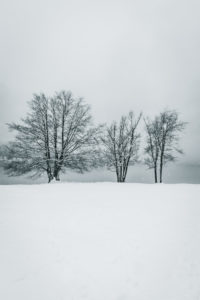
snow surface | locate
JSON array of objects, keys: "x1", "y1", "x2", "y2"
[{"x1": 0, "y1": 183, "x2": 200, "y2": 300}]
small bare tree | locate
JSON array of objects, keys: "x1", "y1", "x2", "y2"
[
  {"x1": 3, "y1": 91, "x2": 98, "y2": 182},
  {"x1": 158, "y1": 110, "x2": 187, "y2": 183},
  {"x1": 144, "y1": 117, "x2": 160, "y2": 183},
  {"x1": 101, "y1": 112, "x2": 142, "y2": 182},
  {"x1": 144, "y1": 110, "x2": 187, "y2": 183}
]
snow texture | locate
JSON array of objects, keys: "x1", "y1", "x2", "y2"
[{"x1": 0, "y1": 183, "x2": 200, "y2": 300}]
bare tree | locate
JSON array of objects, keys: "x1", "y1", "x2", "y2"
[
  {"x1": 144, "y1": 110, "x2": 187, "y2": 183},
  {"x1": 101, "y1": 112, "x2": 142, "y2": 182},
  {"x1": 158, "y1": 110, "x2": 187, "y2": 183},
  {"x1": 4, "y1": 94, "x2": 54, "y2": 182},
  {"x1": 3, "y1": 91, "x2": 98, "y2": 182},
  {"x1": 49, "y1": 91, "x2": 98, "y2": 180},
  {"x1": 144, "y1": 117, "x2": 160, "y2": 183}
]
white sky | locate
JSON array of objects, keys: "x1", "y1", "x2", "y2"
[{"x1": 0, "y1": 0, "x2": 200, "y2": 163}]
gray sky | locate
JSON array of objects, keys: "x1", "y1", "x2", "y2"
[{"x1": 0, "y1": 0, "x2": 200, "y2": 164}]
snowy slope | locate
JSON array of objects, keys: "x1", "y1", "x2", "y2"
[{"x1": 0, "y1": 183, "x2": 200, "y2": 300}]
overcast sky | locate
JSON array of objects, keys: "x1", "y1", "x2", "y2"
[{"x1": 0, "y1": 0, "x2": 200, "y2": 164}]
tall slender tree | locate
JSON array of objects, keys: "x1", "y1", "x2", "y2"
[
  {"x1": 144, "y1": 110, "x2": 186, "y2": 183},
  {"x1": 144, "y1": 117, "x2": 160, "y2": 183},
  {"x1": 158, "y1": 110, "x2": 187, "y2": 183}
]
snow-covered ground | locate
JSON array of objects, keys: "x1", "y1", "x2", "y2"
[{"x1": 0, "y1": 183, "x2": 200, "y2": 300}]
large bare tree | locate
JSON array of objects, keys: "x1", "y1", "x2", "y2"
[
  {"x1": 49, "y1": 91, "x2": 98, "y2": 180},
  {"x1": 144, "y1": 110, "x2": 187, "y2": 183},
  {"x1": 101, "y1": 112, "x2": 141, "y2": 182},
  {"x1": 3, "y1": 91, "x2": 98, "y2": 182}
]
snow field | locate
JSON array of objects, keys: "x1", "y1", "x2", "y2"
[{"x1": 0, "y1": 183, "x2": 200, "y2": 300}]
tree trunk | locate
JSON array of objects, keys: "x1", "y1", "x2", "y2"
[
  {"x1": 122, "y1": 161, "x2": 129, "y2": 183},
  {"x1": 159, "y1": 134, "x2": 166, "y2": 183},
  {"x1": 53, "y1": 168, "x2": 60, "y2": 181},
  {"x1": 55, "y1": 173, "x2": 60, "y2": 181},
  {"x1": 154, "y1": 163, "x2": 157, "y2": 183},
  {"x1": 117, "y1": 174, "x2": 125, "y2": 182},
  {"x1": 160, "y1": 157, "x2": 163, "y2": 183},
  {"x1": 116, "y1": 172, "x2": 120, "y2": 182},
  {"x1": 47, "y1": 171, "x2": 53, "y2": 183}
]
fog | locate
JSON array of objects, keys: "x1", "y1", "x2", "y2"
[{"x1": 0, "y1": 0, "x2": 200, "y2": 182}]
